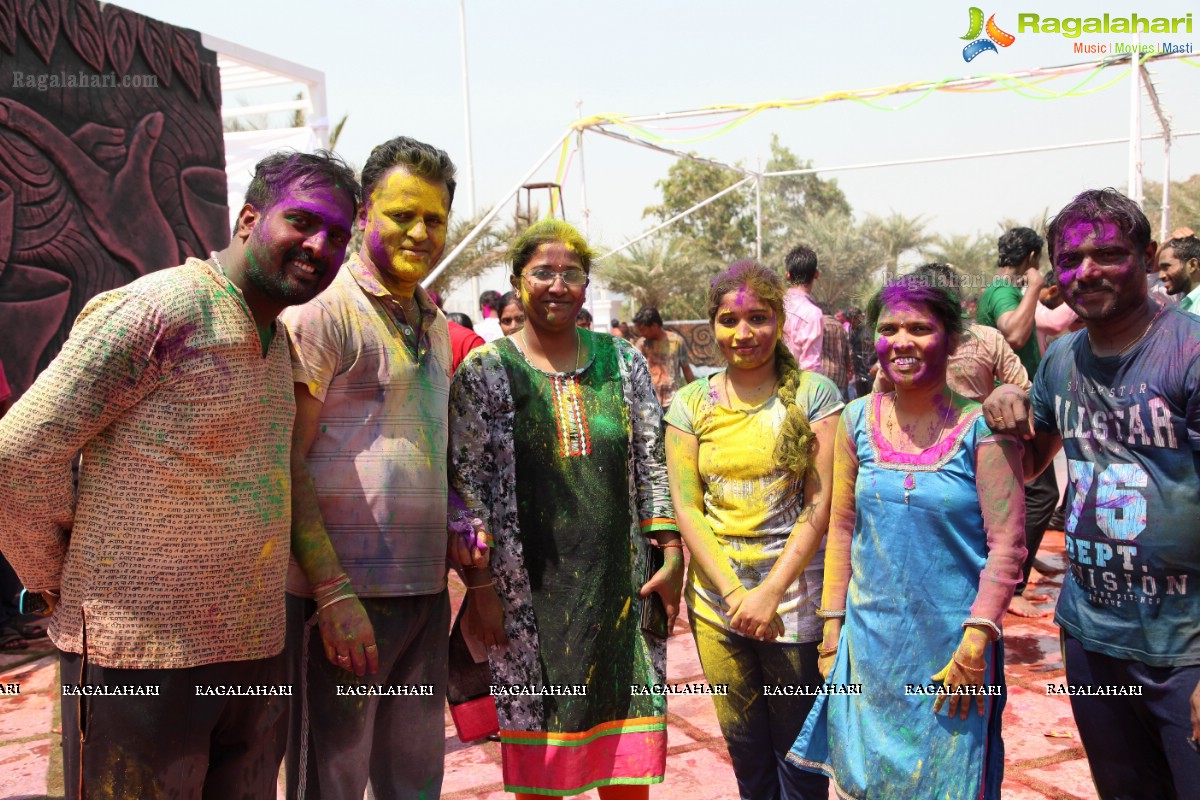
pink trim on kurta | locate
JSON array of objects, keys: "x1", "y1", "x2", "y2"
[
  {"x1": 501, "y1": 720, "x2": 667, "y2": 794},
  {"x1": 869, "y1": 392, "x2": 981, "y2": 469}
]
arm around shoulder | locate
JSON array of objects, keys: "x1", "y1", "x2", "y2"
[{"x1": 968, "y1": 432, "x2": 1027, "y2": 635}]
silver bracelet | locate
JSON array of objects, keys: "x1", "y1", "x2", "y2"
[
  {"x1": 316, "y1": 593, "x2": 356, "y2": 613},
  {"x1": 815, "y1": 608, "x2": 846, "y2": 619}
]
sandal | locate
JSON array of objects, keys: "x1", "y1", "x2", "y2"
[
  {"x1": 0, "y1": 626, "x2": 29, "y2": 651},
  {"x1": 14, "y1": 621, "x2": 48, "y2": 640}
]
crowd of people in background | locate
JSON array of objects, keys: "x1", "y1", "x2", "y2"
[{"x1": 0, "y1": 130, "x2": 1197, "y2": 800}]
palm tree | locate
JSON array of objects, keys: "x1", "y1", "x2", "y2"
[
  {"x1": 924, "y1": 233, "x2": 996, "y2": 297},
  {"x1": 791, "y1": 209, "x2": 886, "y2": 312},
  {"x1": 995, "y1": 210, "x2": 1050, "y2": 239},
  {"x1": 425, "y1": 210, "x2": 517, "y2": 296},
  {"x1": 864, "y1": 212, "x2": 933, "y2": 272},
  {"x1": 328, "y1": 114, "x2": 349, "y2": 151},
  {"x1": 597, "y1": 236, "x2": 714, "y2": 319},
  {"x1": 1143, "y1": 175, "x2": 1200, "y2": 237}
]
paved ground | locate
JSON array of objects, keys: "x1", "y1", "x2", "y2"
[{"x1": 0, "y1": 529, "x2": 1098, "y2": 800}]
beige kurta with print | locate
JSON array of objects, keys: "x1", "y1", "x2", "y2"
[{"x1": 0, "y1": 259, "x2": 294, "y2": 669}]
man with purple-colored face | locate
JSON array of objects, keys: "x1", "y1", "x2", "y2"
[
  {"x1": 0, "y1": 150, "x2": 360, "y2": 799},
  {"x1": 985, "y1": 189, "x2": 1200, "y2": 799},
  {"x1": 281, "y1": 136, "x2": 456, "y2": 800}
]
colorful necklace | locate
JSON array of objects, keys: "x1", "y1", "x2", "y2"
[{"x1": 520, "y1": 327, "x2": 590, "y2": 457}]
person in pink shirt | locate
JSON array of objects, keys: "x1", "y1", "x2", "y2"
[
  {"x1": 1034, "y1": 269, "x2": 1082, "y2": 354},
  {"x1": 781, "y1": 245, "x2": 824, "y2": 373}
]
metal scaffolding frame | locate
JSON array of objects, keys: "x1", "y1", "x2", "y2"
[{"x1": 424, "y1": 51, "x2": 1194, "y2": 287}]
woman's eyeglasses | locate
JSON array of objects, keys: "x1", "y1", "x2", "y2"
[{"x1": 523, "y1": 268, "x2": 588, "y2": 286}]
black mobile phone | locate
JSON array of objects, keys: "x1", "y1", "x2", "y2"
[{"x1": 17, "y1": 589, "x2": 50, "y2": 616}]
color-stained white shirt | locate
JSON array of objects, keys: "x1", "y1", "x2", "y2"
[{"x1": 282, "y1": 255, "x2": 451, "y2": 597}]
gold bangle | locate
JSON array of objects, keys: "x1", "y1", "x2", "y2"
[
  {"x1": 817, "y1": 645, "x2": 839, "y2": 657},
  {"x1": 655, "y1": 542, "x2": 684, "y2": 549},
  {"x1": 314, "y1": 585, "x2": 351, "y2": 605},
  {"x1": 952, "y1": 658, "x2": 986, "y2": 673}
]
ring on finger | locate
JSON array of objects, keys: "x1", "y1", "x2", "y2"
[{"x1": 365, "y1": 644, "x2": 378, "y2": 651}]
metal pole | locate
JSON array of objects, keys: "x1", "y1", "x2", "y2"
[
  {"x1": 1141, "y1": 63, "x2": 1174, "y2": 242},
  {"x1": 596, "y1": 177, "x2": 755, "y2": 262},
  {"x1": 576, "y1": 100, "x2": 590, "y2": 238},
  {"x1": 1161, "y1": 134, "x2": 1171, "y2": 242},
  {"x1": 457, "y1": 0, "x2": 476, "y2": 214},
  {"x1": 755, "y1": 162, "x2": 763, "y2": 260},
  {"x1": 758, "y1": 130, "x2": 1200, "y2": 179},
  {"x1": 1129, "y1": 48, "x2": 1143, "y2": 207},
  {"x1": 589, "y1": 127, "x2": 757, "y2": 177},
  {"x1": 579, "y1": 52, "x2": 1190, "y2": 129},
  {"x1": 424, "y1": 131, "x2": 572, "y2": 287}
]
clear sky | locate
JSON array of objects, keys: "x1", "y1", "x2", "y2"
[{"x1": 116, "y1": 0, "x2": 1200, "y2": 254}]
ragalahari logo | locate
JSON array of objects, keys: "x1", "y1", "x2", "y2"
[{"x1": 961, "y1": 7, "x2": 1016, "y2": 61}]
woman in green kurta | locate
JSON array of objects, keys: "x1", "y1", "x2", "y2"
[{"x1": 449, "y1": 220, "x2": 683, "y2": 798}]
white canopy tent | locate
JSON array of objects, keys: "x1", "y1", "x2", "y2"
[{"x1": 202, "y1": 33, "x2": 329, "y2": 230}]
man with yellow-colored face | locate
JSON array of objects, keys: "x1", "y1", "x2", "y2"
[{"x1": 280, "y1": 136, "x2": 456, "y2": 799}]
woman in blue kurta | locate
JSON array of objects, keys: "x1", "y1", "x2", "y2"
[{"x1": 788, "y1": 273, "x2": 1026, "y2": 799}]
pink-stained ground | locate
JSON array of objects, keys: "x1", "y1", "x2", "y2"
[{"x1": 0, "y1": 529, "x2": 1098, "y2": 799}]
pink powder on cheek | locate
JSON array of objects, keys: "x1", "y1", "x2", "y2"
[
  {"x1": 921, "y1": 329, "x2": 950, "y2": 376},
  {"x1": 874, "y1": 332, "x2": 890, "y2": 363}
]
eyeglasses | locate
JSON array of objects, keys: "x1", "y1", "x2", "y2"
[{"x1": 523, "y1": 267, "x2": 588, "y2": 286}]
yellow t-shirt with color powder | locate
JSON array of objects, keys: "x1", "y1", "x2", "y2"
[{"x1": 664, "y1": 370, "x2": 843, "y2": 642}]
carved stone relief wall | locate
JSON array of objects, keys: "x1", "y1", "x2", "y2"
[{"x1": 0, "y1": 0, "x2": 227, "y2": 397}]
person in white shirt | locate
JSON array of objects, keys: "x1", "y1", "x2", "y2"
[
  {"x1": 1157, "y1": 228, "x2": 1200, "y2": 313},
  {"x1": 475, "y1": 289, "x2": 505, "y2": 341}
]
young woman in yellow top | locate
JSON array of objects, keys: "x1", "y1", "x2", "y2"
[{"x1": 665, "y1": 261, "x2": 842, "y2": 800}]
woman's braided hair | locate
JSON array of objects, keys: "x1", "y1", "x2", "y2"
[{"x1": 708, "y1": 260, "x2": 816, "y2": 479}]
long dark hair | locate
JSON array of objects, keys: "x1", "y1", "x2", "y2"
[{"x1": 708, "y1": 260, "x2": 816, "y2": 479}]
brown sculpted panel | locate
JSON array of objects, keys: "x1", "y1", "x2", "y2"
[
  {"x1": 664, "y1": 321, "x2": 724, "y2": 368},
  {"x1": 0, "y1": 0, "x2": 227, "y2": 397}
]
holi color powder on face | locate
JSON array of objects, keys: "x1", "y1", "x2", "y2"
[
  {"x1": 362, "y1": 167, "x2": 450, "y2": 291},
  {"x1": 714, "y1": 289, "x2": 777, "y2": 371},
  {"x1": 240, "y1": 183, "x2": 355, "y2": 315},
  {"x1": 1054, "y1": 221, "x2": 1149, "y2": 322},
  {"x1": 875, "y1": 301, "x2": 948, "y2": 389},
  {"x1": 520, "y1": 242, "x2": 586, "y2": 330}
]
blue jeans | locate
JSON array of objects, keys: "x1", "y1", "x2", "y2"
[{"x1": 690, "y1": 616, "x2": 828, "y2": 800}]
